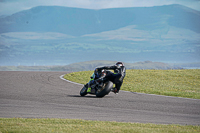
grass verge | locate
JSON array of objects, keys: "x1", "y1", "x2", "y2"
[
  {"x1": 64, "y1": 69, "x2": 200, "y2": 99},
  {"x1": 0, "y1": 118, "x2": 200, "y2": 133}
]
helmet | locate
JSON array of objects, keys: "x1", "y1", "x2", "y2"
[{"x1": 116, "y1": 62, "x2": 123, "y2": 68}]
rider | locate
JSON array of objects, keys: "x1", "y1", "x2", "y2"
[{"x1": 95, "y1": 62, "x2": 126, "y2": 94}]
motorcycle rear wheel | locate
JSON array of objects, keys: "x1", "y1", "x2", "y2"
[{"x1": 96, "y1": 81, "x2": 113, "y2": 98}]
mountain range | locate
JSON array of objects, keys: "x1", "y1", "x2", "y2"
[{"x1": 0, "y1": 4, "x2": 199, "y2": 66}]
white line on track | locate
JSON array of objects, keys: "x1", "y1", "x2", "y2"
[
  {"x1": 60, "y1": 74, "x2": 200, "y2": 101},
  {"x1": 60, "y1": 75, "x2": 83, "y2": 86}
]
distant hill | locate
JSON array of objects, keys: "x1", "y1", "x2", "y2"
[
  {"x1": 0, "y1": 4, "x2": 199, "y2": 66},
  {"x1": 0, "y1": 60, "x2": 181, "y2": 71}
]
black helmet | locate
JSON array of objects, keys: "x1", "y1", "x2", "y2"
[{"x1": 116, "y1": 62, "x2": 123, "y2": 67}]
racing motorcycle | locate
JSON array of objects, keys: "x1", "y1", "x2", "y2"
[{"x1": 80, "y1": 69, "x2": 113, "y2": 98}]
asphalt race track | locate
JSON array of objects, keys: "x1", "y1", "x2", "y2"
[{"x1": 0, "y1": 71, "x2": 200, "y2": 125}]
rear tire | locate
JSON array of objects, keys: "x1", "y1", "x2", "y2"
[
  {"x1": 96, "y1": 81, "x2": 113, "y2": 98},
  {"x1": 80, "y1": 84, "x2": 88, "y2": 96}
]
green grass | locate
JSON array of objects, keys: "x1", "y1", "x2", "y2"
[
  {"x1": 0, "y1": 118, "x2": 199, "y2": 133},
  {"x1": 64, "y1": 69, "x2": 200, "y2": 99}
]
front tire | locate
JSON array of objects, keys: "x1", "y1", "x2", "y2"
[{"x1": 80, "y1": 84, "x2": 88, "y2": 96}]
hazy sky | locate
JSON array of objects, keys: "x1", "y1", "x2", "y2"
[{"x1": 0, "y1": 0, "x2": 200, "y2": 15}]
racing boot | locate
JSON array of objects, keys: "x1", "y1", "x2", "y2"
[{"x1": 111, "y1": 88, "x2": 119, "y2": 94}]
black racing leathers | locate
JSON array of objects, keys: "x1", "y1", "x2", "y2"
[{"x1": 98, "y1": 65, "x2": 126, "y2": 92}]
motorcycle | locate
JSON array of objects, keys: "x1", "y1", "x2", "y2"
[{"x1": 80, "y1": 69, "x2": 113, "y2": 98}]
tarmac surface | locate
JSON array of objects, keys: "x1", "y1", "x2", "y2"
[{"x1": 0, "y1": 71, "x2": 200, "y2": 125}]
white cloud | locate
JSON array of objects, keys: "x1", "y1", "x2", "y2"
[{"x1": 0, "y1": 0, "x2": 199, "y2": 16}]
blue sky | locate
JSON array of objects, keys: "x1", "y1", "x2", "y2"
[{"x1": 0, "y1": 0, "x2": 200, "y2": 15}]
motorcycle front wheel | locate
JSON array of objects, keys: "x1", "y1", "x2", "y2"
[{"x1": 80, "y1": 84, "x2": 88, "y2": 96}]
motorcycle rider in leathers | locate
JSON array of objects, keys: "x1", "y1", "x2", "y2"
[{"x1": 87, "y1": 62, "x2": 126, "y2": 94}]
